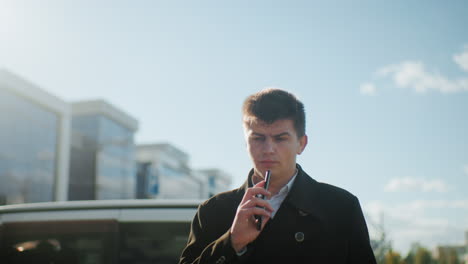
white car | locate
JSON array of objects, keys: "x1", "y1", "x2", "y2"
[{"x1": 0, "y1": 199, "x2": 201, "y2": 264}]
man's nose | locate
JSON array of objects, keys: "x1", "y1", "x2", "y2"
[{"x1": 262, "y1": 138, "x2": 275, "y2": 153}]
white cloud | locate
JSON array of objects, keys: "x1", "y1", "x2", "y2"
[
  {"x1": 395, "y1": 199, "x2": 468, "y2": 211},
  {"x1": 359, "y1": 82, "x2": 377, "y2": 96},
  {"x1": 361, "y1": 46, "x2": 468, "y2": 94},
  {"x1": 384, "y1": 177, "x2": 450, "y2": 193},
  {"x1": 453, "y1": 46, "x2": 468, "y2": 72},
  {"x1": 378, "y1": 61, "x2": 468, "y2": 93},
  {"x1": 363, "y1": 199, "x2": 468, "y2": 254}
]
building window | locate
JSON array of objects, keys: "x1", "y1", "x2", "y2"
[
  {"x1": 0, "y1": 89, "x2": 58, "y2": 204},
  {"x1": 208, "y1": 176, "x2": 216, "y2": 189}
]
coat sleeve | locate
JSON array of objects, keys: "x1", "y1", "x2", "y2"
[
  {"x1": 347, "y1": 196, "x2": 377, "y2": 264},
  {"x1": 179, "y1": 204, "x2": 240, "y2": 264}
]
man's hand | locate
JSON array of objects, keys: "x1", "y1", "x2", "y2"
[{"x1": 230, "y1": 180, "x2": 274, "y2": 253}]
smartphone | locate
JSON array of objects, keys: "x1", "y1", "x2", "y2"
[{"x1": 255, "y1": 170, "x2": 271, "y2": 230}]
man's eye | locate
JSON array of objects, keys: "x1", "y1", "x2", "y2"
[
  {"x1": 275, "y1": 137, "x2": 287, "y2": 142},
  {"x1": 253, "y1": 137, "x2": 264, "y2": 141}
]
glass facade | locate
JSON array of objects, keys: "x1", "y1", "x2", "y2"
[
  {"x1": 136, "y1": 162, "x2": 159, "y2": 199},
  {"x1": 0, "y1": 88, "x2": 58, "y2": 204},
  {"x1": 69, "y1": 115, "x2": 135, "y2": 200},
  {"x1": 135, "y1": 144, "x2": 202, "y2": 199},
  {"x1": 156, "y1": 163, "x2": 198, "y2": 199}
]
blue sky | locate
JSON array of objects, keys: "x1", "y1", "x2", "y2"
[{"x1": 1, "y1": 0, "x2": 467, "y2": 254}]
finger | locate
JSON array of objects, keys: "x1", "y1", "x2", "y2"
[
  {"x1": 253, "y1": 180, "x2": 266, "y2": 188},
  {"x1": 253, "y1": 213, "x2": 271, "y2": 231},
  {"x1": 259, "y1": 215, "x2": 270, "y2": 230},
  {"x1": 241, "y1": 198, "x2": 274, "y2": 213},
  {"x1": 256, "y1": 200, "x2": 274, "y2": 213},
  {"x1": 237, "y1": 205, "x2": 271, "y2": 219},
  {"x1": 245, "y1": 186, "x2": 271, "y2": 199},
  {"x1": 240, "y1": 190, "x2": 270, "y2": 205},
  {"x1": 247, "y1": 207, "x2": 272, "y2": 218},
  {"x1": 251, "y1": 187, "x2": 271, "y2": 199}
]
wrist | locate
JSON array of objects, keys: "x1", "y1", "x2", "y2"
[
  {"x1": 230, "y1": 233, "x2": 246, "y2": 253},
  {"x1": 231, "y1": 241, "x2": 246, "y2": 253}
]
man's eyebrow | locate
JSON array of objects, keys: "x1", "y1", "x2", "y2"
[
  {"x1": 250, "y1": 132, "x2": 291, "y2": 137},
  {"x1": 251, "y1": 132, "x2": 265, "y2": 137},
  {"x1": 273, "y1": 132, "x2": 291, "y2": 137}
]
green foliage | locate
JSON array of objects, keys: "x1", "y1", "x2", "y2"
[
  {"x1": 375, "y1": 245, "x2": 443, "y2": 264},
  {"x1": 405, "y1": 252, "x2": 415, "y2": 264},
  {"x1": 385, "y1": 250, "x2": 405, "y2": 264},
  {"x1": 438, "y1": 248, "x2": 460, "y2": 264},
  {"x1": 414, "y1": 247, "x2": 434, "y2": 264}
]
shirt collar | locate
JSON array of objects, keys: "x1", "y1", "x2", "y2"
[
  {"x1": 249, "y1": 169, "x2": 298, "y2": 194},
  {"x1": 286, "y1": 169, "x2": 298, "y2": 190},
  {"x1": 241, "y1": 164, "x2": 323, "y2": 217},
  {"x1": 278, "y1": 169, "x2": 298, "y2": 195}
]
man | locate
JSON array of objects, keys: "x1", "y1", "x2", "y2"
[{"x1": 179, "y1": 89, "x2": 376, "y2": 263}]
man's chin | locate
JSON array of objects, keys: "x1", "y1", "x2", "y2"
[{"x1": 254, "y1": 166, "x2": 277, "y2": 177}]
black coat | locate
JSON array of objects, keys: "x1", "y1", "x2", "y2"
[{"x1": 179, "y1": 165, "x2": 377, "y2": 264}]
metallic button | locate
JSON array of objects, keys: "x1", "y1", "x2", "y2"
[
  {"x1": 298, "y1": 210, "x2": 308, "y2": 216},
  {"x1": 295, "y1": 232, "x2": 305, "y2": 242},
  {"x1": 216, "y1": 256, "x2": 226, "y2": 264}
]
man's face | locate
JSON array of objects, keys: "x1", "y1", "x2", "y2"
[{"x1": 244, "y1": 119, "x2": 307, "y2": 181}]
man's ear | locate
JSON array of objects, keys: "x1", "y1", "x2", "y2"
[{"x1": 298, "y1": 134, "x2": 308, "y2": 155}]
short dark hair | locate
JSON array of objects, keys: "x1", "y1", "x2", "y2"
[{"x1": 242, "y1": 88, "x2": 306, "y2": 137}]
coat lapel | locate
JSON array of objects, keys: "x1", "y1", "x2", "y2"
[
  {"x1": 283, "y1": 165, "x2": 325, "y2": 222},
  {"x1": 241, "y1": 165, "x2": 324, "y2": 221}
]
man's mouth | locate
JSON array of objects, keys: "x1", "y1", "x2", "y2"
[{"x1": 260, "y1": 160, "x2": 278, "y2": 166}]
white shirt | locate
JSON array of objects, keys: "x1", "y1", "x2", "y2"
[
  {"x1": 251, "y1": 169, "x2": 298, "y2": 218},
  {"x1": 237, "y1": 170, "x2": 298, "y2": 256}
]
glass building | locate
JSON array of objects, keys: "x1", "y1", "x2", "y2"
[
  {"x1": 136, "y1": 143, "x2": 202, "y2": 199},
  {"x1": 193, "y1": 169, "x2": 232, "y2": 198},
  {"x1": 68, "y1": 100, "x2": 138, "y2": 200},
  {"x1": 136, "y1": 143, "x2": 232, "y2": 199},
  {"x1": 0, "y1": 70, "x2": 71, "y2": 205}
]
